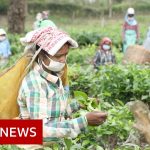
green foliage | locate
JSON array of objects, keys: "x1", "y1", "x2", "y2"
[
  {"x1": 74, "y1": 91, "x2": 98, "y2": 111},
  {"x1": 69, "y1": 64, "x2": 92, "y2": 95},
  {"x1": 70, "y1": 91, "x2": 134, "y2": 149},
  {"x1": 72, "y1": 32, "x2": 101, "y2": 46},
  {"x1": 69, "y1": 26, "x2": 123, "y2": 48},
  {"x1": 0, "y1": 0, "x2": 9, "y2": 14},
  {"x1": 69, "y1": 31, "x2": 123, "y2": 47},
  {"x1": 28, "y1": 0, "x2": 150, "y2": 18},
  {"x1": 8, "y1": 34, "x2": 23, "y2": 54},
  {"x1": 69, "y1": 64, "x2": 150, "y2": 103},
  {"x1": 68, "y1": 44, "x2": 96, "y2": 64},
  {"x1": 0, "y1": 145, "x2": 21, "y2": 150},
  {"x1": 1, "y1": 0, "x2": 150, "y2": 17},
  {"x1": 28, "y1": 2, "x2": 100, "y2": 17},
  {"x1": 0, "y1": 34, "x2": 24, "y2": 71}
]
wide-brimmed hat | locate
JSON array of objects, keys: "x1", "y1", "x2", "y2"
[
  {"x1": 20, "y1": 27, "x2": 78, "y2": 56},
  {"x1": 20, "y1": 27, "x2": 78, "y2": 69}
]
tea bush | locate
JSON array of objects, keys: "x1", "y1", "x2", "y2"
[
  {"x1": 69, "y1": 64, "x2": 150, "y2": 103},
  {"x1": 66, "y1": 91, "x2": 134, "y2": 149},
  {"x1": 8, "y1": 34, "x2": 23, "y2": 54},
  {"x1": 70, "y1": 31, "x2": 123, "y2": 48},
  {"x1": 68, "y1": 44, "x2": 96, "y2": 64}
]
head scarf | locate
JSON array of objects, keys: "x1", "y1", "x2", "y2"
[
  {"x1": 124, "y1": 8, "x2": 137, "y2": 26},
  {"x1": 0, "y1": 29, "x2": 6, "y2": 35},
  {"x1": 124, "y1": 9, "x2": 137, "y2": 26},
  {"x1": 99, "y1": 37, "x2": 112, "y2": 51},
  {"x1": 42, "y1": 11, "x2": 49, "y2": 20},
  {"x1": 125, "y1": 14, "x2": 137, "y2": 26},
  {"x1": 20, "y1": 27, "x2": 78, "y2": 68}
]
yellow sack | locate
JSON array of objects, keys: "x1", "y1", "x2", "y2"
[
  {"x1": 0, "y1": 54, "x2": 31, "y2": 119},
  {"x1": 0, "y1": 54, "x2": 69, "y2": 119}
]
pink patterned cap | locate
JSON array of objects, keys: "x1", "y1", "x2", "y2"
[{"x1": 20, "y1": 27, "x2": 78, "y2": 56}]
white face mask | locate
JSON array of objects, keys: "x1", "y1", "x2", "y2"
[
  {"x1": 42, "y1": 55, "x2": 65, "y2": 72},
  {"x1": 102, "y1": 44, "x2": 111, "y2": 50},
  {"x1": 0, "y1": 35, "x2": 6, "y2": 41},
  {"x1": 36, "y1": 14, "x2": 42, "y2": 21}
]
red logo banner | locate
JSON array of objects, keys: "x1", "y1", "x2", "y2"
[{"x1": 0, "y1": 120, "x2": 42, "y2": 144}]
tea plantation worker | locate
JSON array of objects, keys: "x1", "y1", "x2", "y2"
[
  {"x1": 143, "y1": 26, "x2": 150, "y2": 51},
  {"x1": 39, "y1": 10, "x2": 57, "y2": 29},
  {"x1": 33, "y1": 12, "x2": 43, "y2": 30},
  {"x1": 93, "y1": 37, "x2": 116, "y2": 69},
  {"x1": 17, "y1": 27, "x2": 107, "y2": 149},
  {"x1": 122, "y1": 8, "x2": 139, "y2": 53},
  {"x1": 0, "y1": 28, "x2": 11, "y2": 67}
]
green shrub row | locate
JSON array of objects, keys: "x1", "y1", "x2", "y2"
[
  {"x1": 70, "y1": 31, "x2": 145, "y2": 49},
  {"x1": 69, "y1": 64, "x2": 150, "y2": 103},
  {"x1": 1, "y1": 0, "x2": 150, "y2": 17},
  {"x1": 28, "y1": 2, "x2": 102, "y2": 18}
]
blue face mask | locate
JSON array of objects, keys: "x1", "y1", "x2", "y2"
[
  {"x1": 102, "y1": 44, "x2": 111, "y2": 50},
  {"x1": 128, "y1": 17, "x2": 134, "y2": 21}
]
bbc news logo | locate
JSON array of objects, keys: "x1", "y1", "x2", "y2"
[{"x1": 0, "y1": 120, "x2": 42, "y2": 144}]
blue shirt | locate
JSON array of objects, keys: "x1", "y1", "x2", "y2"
[{"x1": 0, "y1": 39, "x2": 11, "y2": 58}]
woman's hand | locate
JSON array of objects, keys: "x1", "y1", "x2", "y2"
[{"x1": 86, "y1": 111, "x2": 107, "y2": 126}]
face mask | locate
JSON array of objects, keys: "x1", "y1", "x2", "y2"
[
  {"x1": 128, "y1": 17, "x2": 134, "y2": 21},
  {"x1": 36, "y1": 15, "x2": 42, "y2": 21},
  {"x1": 42, "y1": 55, "x2": 65, "y2": 72},
  {"x1": 102, "y1": 44, "x2": 111, "y2": 50},
  {"x1": 0, "y1": 35, "x2": 6, "y2": 41}
]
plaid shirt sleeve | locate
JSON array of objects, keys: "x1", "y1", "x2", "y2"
[
  {"x1": 43, "y1": 116, "x2": 87, "y2": 138},
  {"x1": 17, "y1": 88, "x2": 30, "y2": 119},
  {"x1": 112, "y1": 54, "x2": 116, "y2": 63},
  {"x1": 65, "y1": 99, "x2": 80, "y2": 116},
  {"x1": 93, "y1": 51, "x2": 101, "y2": 68}
]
